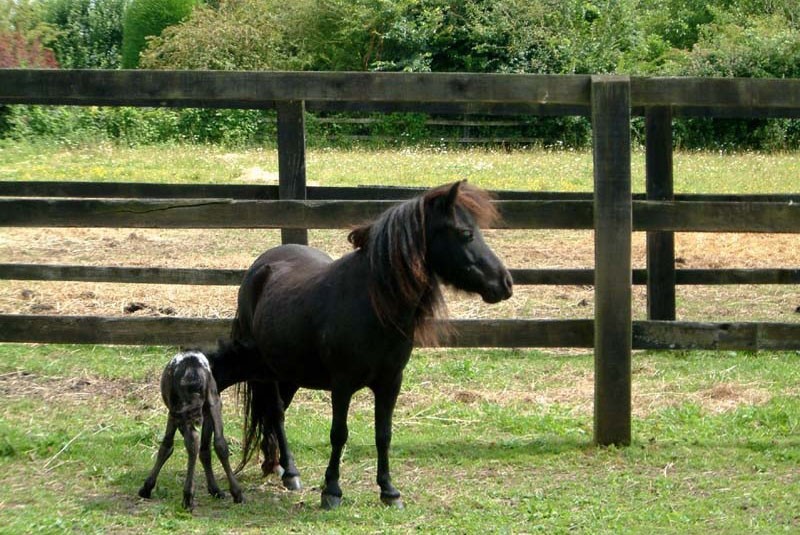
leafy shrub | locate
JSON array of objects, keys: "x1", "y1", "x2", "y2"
[
  {"x1": 42, "y1": 0, "x2": 127, "y2": 69},
  {"x1": 0, "y1": 30, "x2": 58, "y2": 67},
  {"x1": 121, "y1": 0, "x2": 196, "y2": 68}
]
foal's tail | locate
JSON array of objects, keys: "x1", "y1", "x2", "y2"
[{"x1": 236, "y1": 380, "x2": 279, "y2": 475}]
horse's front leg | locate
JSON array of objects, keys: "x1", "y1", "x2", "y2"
[
  {"x1": 373, "y1": 377, "x2": 403, "y2": 508},
  {"x1": 321, "y1": 388, "x2": 352, "y2": 510}
]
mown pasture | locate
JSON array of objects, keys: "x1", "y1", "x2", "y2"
[{"x1": 1, "y1": 141, "x2": 799, "y2": 533}]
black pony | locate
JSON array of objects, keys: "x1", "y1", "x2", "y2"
[{"x1": 214, "y1": 181, "x2": 513, "y2": 509}]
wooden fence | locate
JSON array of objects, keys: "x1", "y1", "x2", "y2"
[{"x1": 1, "y1": 70, "x2": 799, "y2": 446}]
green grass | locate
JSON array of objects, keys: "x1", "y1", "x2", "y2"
[
  {"x1": 3, "y1": 140, "x2": 800, "y2": 194},
  {"x1": 1, "y1": 140, "x2": 799, "y2": 532},
  {"x1": 1, "y1": 344, "x2": 799, "y2": 534}
]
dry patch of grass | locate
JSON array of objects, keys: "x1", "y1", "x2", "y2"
[{"x1": 1, "y1": 227, "x2": 798, "y2": 323}]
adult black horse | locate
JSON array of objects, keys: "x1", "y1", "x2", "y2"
[{"x1": 213, "y1": 181, "x2": 513, "y2": 509}]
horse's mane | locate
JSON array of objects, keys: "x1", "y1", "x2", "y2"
[{"x1": 347, "y1": 182, "x2": 498, "y2": 346}]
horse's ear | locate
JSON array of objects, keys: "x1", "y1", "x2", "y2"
[
  {"x1": 443, "y1": 180, "x2": 464, "y2": 213},
  {"x1": 348, "y1": 224, "x2": 371, "y2": 249}
]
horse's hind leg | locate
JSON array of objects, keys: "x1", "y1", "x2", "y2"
[
  {"x1": 199, "y1": 411, "x2": 225, "y2": 499},
  {"x1": 321, "y1": 388, "x2": 353, "y2": 509},
  {"x1": 138, "y1": 417, "x2": 177, "y2": 499},
  {"x1": 180, "y1": 420, "x2": 201, "y2": 511},
  {"x1": 261, "y1": 381, "x2": 302, "y2": 490}
]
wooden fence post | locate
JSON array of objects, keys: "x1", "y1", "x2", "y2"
[
  {"x1": 591, "y1": 75, "x2": 632, "y2": 447},
  {"x1": 645, "y1": 107, "x2": 676, "y2": 320},
  {"x1": 277, "y1": 100, "x2": 308, "y2": 245}
]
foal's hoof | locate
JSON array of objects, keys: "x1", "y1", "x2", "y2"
[
  {"x1": 380, "y1": 493, "x2": 404, "y2": 509},
  {"x1": 321, "y1": 492, "x2": 342, "y2": 510},
  {"x1": 209, "y1": 487, "x2": 226, "y2": 499},
  {"x1": 232, "y1": 491, "x2": 246, "y2": 504},
  {"x1": 282, "y1": 475, "x2": 302, "y2": 491}
]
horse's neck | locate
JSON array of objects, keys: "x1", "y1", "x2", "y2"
[
  {"x1": 344, "y1": 246, "x2": 434, "y2": 339},
  {"x1": 209, "y1": 343, "x2": 263, "y2": 392}
]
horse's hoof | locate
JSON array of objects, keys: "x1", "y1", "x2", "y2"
[
  {"x1": 321, "y1": 492, "x2": 342, "y2": 510},
  {"x1": 380, "y1": 494, "x2": 404, "y2": 509},
  {"x1": 282, "y1": 475, "x2": 302, "y2": 491},
  {"x1": 182, "y1": 496, "x2": 195, "y2": 511},
  {"x1": 138, "y1": 485, "x2": 152, "y2": 499},
  {"x1": 209, "y1": 487, "x2": 226, "y2": 499},
  {"x1": 262, "y1": 460, "x2": 281, "y2": 477},
  {"x1": 232, "y1": 491, "x2": 246, "y2": 504}
]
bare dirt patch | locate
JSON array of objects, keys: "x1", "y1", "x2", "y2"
[{"x1": 0, "y1": 370, "x2": 156, "y2": 406}]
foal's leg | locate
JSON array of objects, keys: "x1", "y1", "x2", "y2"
[
  {"x1": 321, "y1": 388, "x2": 353, "y2": 510},
  {"x1": 199, "y1": 411, "x2": 225, "y2": 499},
  {"x1": 180, "y1": 420, "x2": 201, "y2": 511},
  {"x1": 207, "y1": 398, "x2": 245, "y2": 504},
  {"x1": 373, "y1": 377, "x2": 403, "y2": 508},
  {"x1": 138, "y1": 417, "x2": 177, "y2": 499}
]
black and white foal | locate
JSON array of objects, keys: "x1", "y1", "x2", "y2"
[{"x1": 138, "y1": 350, "x2": 244, "y2": 510}]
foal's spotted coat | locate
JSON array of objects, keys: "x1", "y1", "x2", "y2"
[{"x1": 138, "y1": 350, "x2": 244, "y2": 510}]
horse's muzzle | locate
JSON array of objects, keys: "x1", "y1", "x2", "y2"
[{"x1": 481, "y1": 270, "x2": 513, "y2": 303}]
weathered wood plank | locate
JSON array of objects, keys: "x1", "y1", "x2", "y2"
[
  {"x1": 2, "y1": 198, "x2": 798, "y2": 232},
  {"x1": 4, "y1": 181, "x2": 800, "y2": 204},
  {"x1": 0, "y1": 264, "x2": 245, "y2": 285},
  {"x1": 633, "y1": 321, "x2": 800, "y2": 350},
  {"x1": 0, "y1": 198, "x2": 595, "y2": 229},
  {"x1": 632, "y1": 77, "x2": 800, "y2": 114},
  {"x1": 634, "y1": 201, "x2": 800, "y2": 233},
  {"x1": 307, "y1": 100, "x2": 592, "y2": 116},
  {"x1": 645, "y1": 107, "x2": 676, "y2": 321},
  {"x1": 2, "y1": 264, "x2": 798, "y2": 286},
  {"x1": 592, "y1": 75, "x2": 633, "y2": 446},
  {"x1": 1, "y1": 314, "x2": 797, "y2": 349},
  {"x1": 0, "y1": 70, "x2": 592, "y2": 106},
  {"x1": 0, "y1": 314, "x2": 595, "y2": 347},
  {"x1": 277, "y1": 100, "x2": 308, "y2": 244},
  {"x1": 0, "y1": 264, "x2": 800, "y2": 286}
]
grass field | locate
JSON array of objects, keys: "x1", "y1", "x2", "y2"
[{"x1": 1, "y1": 140, "x2": 799, "y2": 533}]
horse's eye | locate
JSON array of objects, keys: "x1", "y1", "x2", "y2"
[{"x1": 458, "y1": 229, "x2": 474, "y2": 242}]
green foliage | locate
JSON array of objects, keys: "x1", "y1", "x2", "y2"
[
  {"x1": 42, "y1": 0, "x2": 128, "y2": 69},
  {"x1": 5, "y1": 0, "x2": 800, "y2": 149},
  {"x1": 140, "y1": 1, "x2": 300, "y2": 70},
  {"x1": 121, "y1": 0, "x2": 196, "y2": 69}
]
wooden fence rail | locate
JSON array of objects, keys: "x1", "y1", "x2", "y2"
[{"x1": 1, "y1": 69, "x2": 799, "y2": 447}]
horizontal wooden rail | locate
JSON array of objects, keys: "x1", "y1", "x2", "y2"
[
  {"x1": 2, "y1": 71, "x2": 800, "y2": 117},
  {"x1": 1, "y1": 314, "x2": 798, "y2": 349},
  {"x1": 0, "y1": 199, "x2": 595, "y2": 229},
  {"x1": 631, "y1": 77, "x2": 800, "y2": 117},
  {"x1": 3, "y1": 264, "x2": 799, "y2": 286},
  {"x1": 2, "y1": 198, "x2": 799, "y2": 232},
  {"x1": 3, "y1": 181, "x2": 800, "y2": 205},
  {"x1": 0, "y1": 70, "x2": 592, "y2": 106},
  {"x1": 634, "y1": 200, "x2": 800, "y2": 233}
]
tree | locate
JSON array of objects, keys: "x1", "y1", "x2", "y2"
[{"x1": 43, "y1": 0, "x2": 128, "y2": 69}]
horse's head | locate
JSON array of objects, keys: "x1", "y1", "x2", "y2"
[{"x1": 424, "y1": 181, "x2": 513, "y2": 304}]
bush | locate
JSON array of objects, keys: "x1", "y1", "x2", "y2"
[
  {"x1": 121, "y1": 0, "x2": 196, "y2": 68},
  {"x1": 42, "y1": 0, "x2": 127, "y2": 69}
]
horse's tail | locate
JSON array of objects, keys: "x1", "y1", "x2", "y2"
[
  {"x1": 236, "y1": 380, "x2": 279, "y2": 475},
  {"x1": 231, "y1": 261, "x2": 276, "y2": 474}
]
